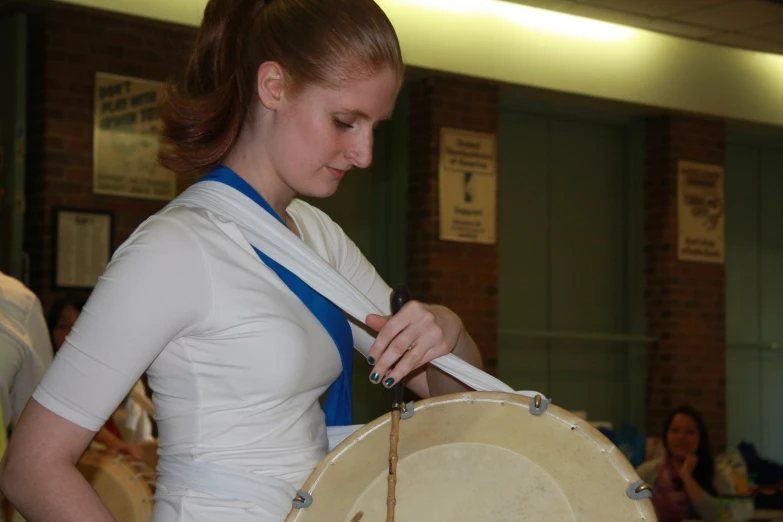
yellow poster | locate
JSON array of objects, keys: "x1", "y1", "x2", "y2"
[
  {"x1": 93, "y1": 73, "x2": 175, "y2": 200},
  {"x1": 677, "y1": 160, "x2": 725, "y2": 264},
  {"x1": 438, "y1": 128, "x2": 497, "y2": 244}
]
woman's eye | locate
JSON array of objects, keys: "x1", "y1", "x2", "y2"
[{"x1": 333, "y1": 118, "x2": 353, "y2": 130}]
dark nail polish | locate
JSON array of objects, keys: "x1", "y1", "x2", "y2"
[
  {"x1": 368, "y1": 357, "x2": 375, "y2": 365},
  {"x1": 384, "y1": 377, "x2": 395, "y2": 388},
  {"x1": 371, "y1": 372, "x2": 380, "y2": 383}
]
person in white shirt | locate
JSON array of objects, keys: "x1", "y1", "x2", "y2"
[
  {"x1": 0, "y1": 1, "x2": 483, "y2": 521},
  {"x1": 0, "y1": 271, "x2": 52, "y2": 432}
]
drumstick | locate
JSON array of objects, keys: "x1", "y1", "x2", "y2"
[{"x1": 387, "y1": 285, "x2": 411, "y2": 522}]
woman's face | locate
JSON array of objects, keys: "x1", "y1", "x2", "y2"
[
  {"x1": 53, "y1": 304, "x2": 80, "y2": 351},
  {"x1": 265, "y1": 66, "x2": 400, "y2": 199},
  {"x1": 666, "y1": 413, "x2": 700, "y2": 459}
]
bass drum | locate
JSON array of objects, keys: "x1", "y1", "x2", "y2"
[
  {"x1": 77, "y1": 450, "x2": 155, "y2": 522},
  {"x1": 287, "y1": 391, "x2": 656, "y2": 522}
]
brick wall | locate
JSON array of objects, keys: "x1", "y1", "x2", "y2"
[
  {"x1": 407, "y1": 76, "x2": 499, "y2": 373},
  {"x1": 644, "y1": 115, "x2": 727, "y2": 451},
  {"x1": 23, "y1": 2, "x2": 197, "y2": 310}
]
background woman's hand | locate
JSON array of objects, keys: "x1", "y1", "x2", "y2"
[
  {"x1": 679, "y1": 454, "x2": 698, "y2": 478},
  {"x1": 365, "y1": 302, "x2": 463, "y2": 388}
]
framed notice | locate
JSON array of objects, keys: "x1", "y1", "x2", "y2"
[
  {"x1": 438, "y1": 127, "x2": 497, "y2": 244},
  {"x1": 53, "y1": 209, "x2": 114, "y2": 289},
  {"x1": 677, "y1": 160, "x2": 725, "y2": 264},
  {"x1": 93, "y1": 72, "x2": 176, "y2": 200}
]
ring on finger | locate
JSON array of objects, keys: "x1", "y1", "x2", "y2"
[{"x1": 406, "y1": 344, "x2": 414, "y2": 352}]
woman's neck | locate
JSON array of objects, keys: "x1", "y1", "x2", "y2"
[
  {"x1": 222, "y1": 158, "x2": 295, "y2": 222},
  {"x1": 223, "y1": 120, "x2": 296, "y2": 221}
]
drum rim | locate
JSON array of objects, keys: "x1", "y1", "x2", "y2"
[
  {"x1": 290, "y1": 390, "x2": 654, "y2": 522},
  {"x1": 78, "y1": 451, "x2": 155, "y2": 518}
]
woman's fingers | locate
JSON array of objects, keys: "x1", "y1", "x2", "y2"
[{"x1": 368, "y1": 318, "x2": 421, "y2": 386}]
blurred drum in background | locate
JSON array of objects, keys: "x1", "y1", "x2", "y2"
[{"x1": 76, "y1": 447, "x2": 156, "y2": 522}]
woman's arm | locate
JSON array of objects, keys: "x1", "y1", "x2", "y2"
[
  {"x1": 685, "y1": 474, "x2": 719, "y2": 522},
  {"x1": 413, "y1": 321, "x2": 482, "y2": 397},
  {"x1": 689, "y1": 465, "x2": 735, "y2": 522},
  {"x1": 677, "y1": 455, "x2": 721, "y2": 522},
  {"x1": 365, "y1": 302, "x2": 482, "y2": 398},
  {"x1": 2, "y1": 213, "x2": 211, "y2": 520},
  {"x1": 0, "y1": 400, "x2": 115, "y2": 522},
  {"x1": 305, "y1": 203, "x2": 483, "y2": 398}
]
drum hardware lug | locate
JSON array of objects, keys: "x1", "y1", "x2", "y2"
[
  {"x1": 528, "y1": 394, "x2": 551, "y2": 416},
  {"x1": 627, "y1": 480, "x2": 653, "y2": 500},
  {"x1": 400, "y1": 401, "x2": 415, "y2": 419},
  {"x1": 293, "y1": 489, "x2": 313, "y2": 509}
]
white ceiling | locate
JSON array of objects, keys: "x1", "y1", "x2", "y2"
[{"x1": 508, "y1": 0, "x2": 783, "y2": 55}]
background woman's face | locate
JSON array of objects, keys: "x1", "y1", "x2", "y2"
[
  {"x1": 53, "y1": 304, "x2": 80, "y2": 351},
  {"x1": 666, "y1": 413, "x2": 700, "y2": 459}
]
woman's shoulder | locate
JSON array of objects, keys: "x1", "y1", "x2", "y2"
[
  {"x1": 636, "y1": 458, "x2": 663, "y2": 482},
  {"x1": 111, "y1": 206, "x2": 218, "y2": 268},
  {"x1": 288, "y1": 199, "x2": 350, "y2": 255},
  {"x1": 288, "y1": 199, "x2": 342, "y2": 236}
]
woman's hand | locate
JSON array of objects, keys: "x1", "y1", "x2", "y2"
[
  {"x1": 679, "y1": 454, "x2": 698, "y2": 478},
  {"x1": 365, "y1": 302, "x2": 463, "y2": 388}
]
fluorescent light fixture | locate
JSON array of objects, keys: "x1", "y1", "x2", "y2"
[{"x1": 391, "y1": 0, "x2": 636, "y2": 42}]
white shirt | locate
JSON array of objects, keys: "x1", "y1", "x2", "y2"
[
  {"x1": 0, "y1": 271, "x2": 53, "y2": 428},
  {"x1": 33, "y1": 202, "x2": 391, "y2": 521}
]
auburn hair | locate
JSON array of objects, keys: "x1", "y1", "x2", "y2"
[{"x1": 158, "y1": 0, "x2": 403, "y2": 175}]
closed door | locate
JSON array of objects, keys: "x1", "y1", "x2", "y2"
[{"x1": 498, "y1": 110, "x2": 642, "y2": 428}]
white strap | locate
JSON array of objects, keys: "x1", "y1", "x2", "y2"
[{"x1": 166, "y1": 182, "x2": 541, "y2": 397}]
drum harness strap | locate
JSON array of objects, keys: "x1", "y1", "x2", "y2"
[{"x1": 167, "y1": 182, "x2": 653, "y2": 513}]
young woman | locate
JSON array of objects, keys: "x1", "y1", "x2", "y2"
[
  {"x1": 0, "y1": 1, "x2": 483, "y2": 520},
  {"x1": 637, "y1": 406, "x2": 734, "y2": 522}
]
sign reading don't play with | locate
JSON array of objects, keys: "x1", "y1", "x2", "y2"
[
  {"x1": 438, "y1": 128, "x2": 497, "y2": 244},
  {"x1": 93, "y1": 72, "x2": 176, "y2": 201}
]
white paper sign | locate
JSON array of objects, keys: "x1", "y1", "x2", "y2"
[{"x1": 438, "y1": 128, "x2": 497, "y2": 244}]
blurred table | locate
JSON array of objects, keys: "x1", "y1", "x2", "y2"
[{"x1": 753, "y1": 509, "x2": 783, "y2": 521}]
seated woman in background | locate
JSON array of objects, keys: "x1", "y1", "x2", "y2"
[
  {"x1": 48, "y1": 297, "x2": 145, "y2": 461},
  {"x1": 637, "y1": 405, "x2": 734, "y2": 522}
]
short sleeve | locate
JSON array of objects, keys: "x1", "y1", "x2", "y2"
[{"x1": 33, "y1": 210, "x2": 212, "y2": 431}]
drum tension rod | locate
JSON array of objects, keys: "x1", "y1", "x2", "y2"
[
  {"x1": 626, "y1": 480, "x2": 653, "y2": 500},
  {"x1": 528, "y1": 394, "x2": 552, "y2": 416},
  {"x1": 293, "y1": 489, "x2": 312, "y2": 509},
  {"x1": 400, "y1": 400, "x2": 415, "y2": 419}
]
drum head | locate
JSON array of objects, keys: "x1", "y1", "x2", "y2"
[
  {"x1": 77, "y1": 451, "x2": 154, "y2": 522},
  {"x1": 287, "y1": 392, "x2": 655, "y2": 522}
]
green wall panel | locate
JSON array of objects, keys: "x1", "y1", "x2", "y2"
[
  {"x1": 499, "y1": 106, "x2": 645, "y2": 430},
  {"x1": 726, "y1": 137, "x2": 783, "y2": 462}
]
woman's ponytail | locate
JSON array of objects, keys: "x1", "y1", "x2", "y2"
[{"x1": 158, "y1": 0, "x2": 263, "y2": 175}]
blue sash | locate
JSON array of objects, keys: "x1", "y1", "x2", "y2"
[{"x1": 198, "y1": 166, "x2": 353, "y2": 426}]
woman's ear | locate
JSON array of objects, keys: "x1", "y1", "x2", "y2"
[{"x1": 257, "y1": 61, "x2": 285, "y2": 110}]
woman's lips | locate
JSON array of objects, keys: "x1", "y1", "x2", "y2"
[{"x1": 327, "y1": 167, "x2": 346, "y2": 180}]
